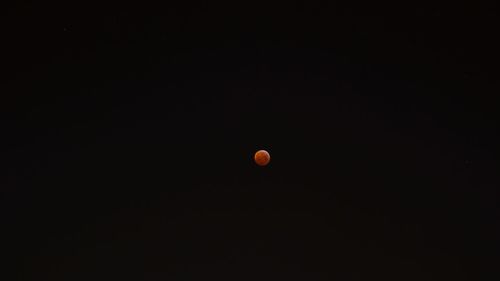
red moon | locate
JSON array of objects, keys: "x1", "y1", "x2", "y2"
[{"x1": 254, "y1": 150, "x2": 271, "y2": 166}]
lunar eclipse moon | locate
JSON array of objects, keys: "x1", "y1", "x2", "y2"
[{"x1": 254, "y1": 150, "x2": 270, "y2": 166}]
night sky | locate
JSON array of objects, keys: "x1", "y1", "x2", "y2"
[{"x1": 3, "y1": 2, "x2": 498, "y2": 280}]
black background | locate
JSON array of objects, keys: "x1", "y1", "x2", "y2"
[{"x1": 2, "y1": 2, "x2": 498, "y2": 280}]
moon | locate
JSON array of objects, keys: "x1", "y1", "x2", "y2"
[{"x1": 254, "y1": 150, "x2": 271, "y2": 166}]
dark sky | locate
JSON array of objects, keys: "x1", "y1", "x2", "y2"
[{"x1": 2, "y1": 2, "x2": 498, "y2": 280}]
